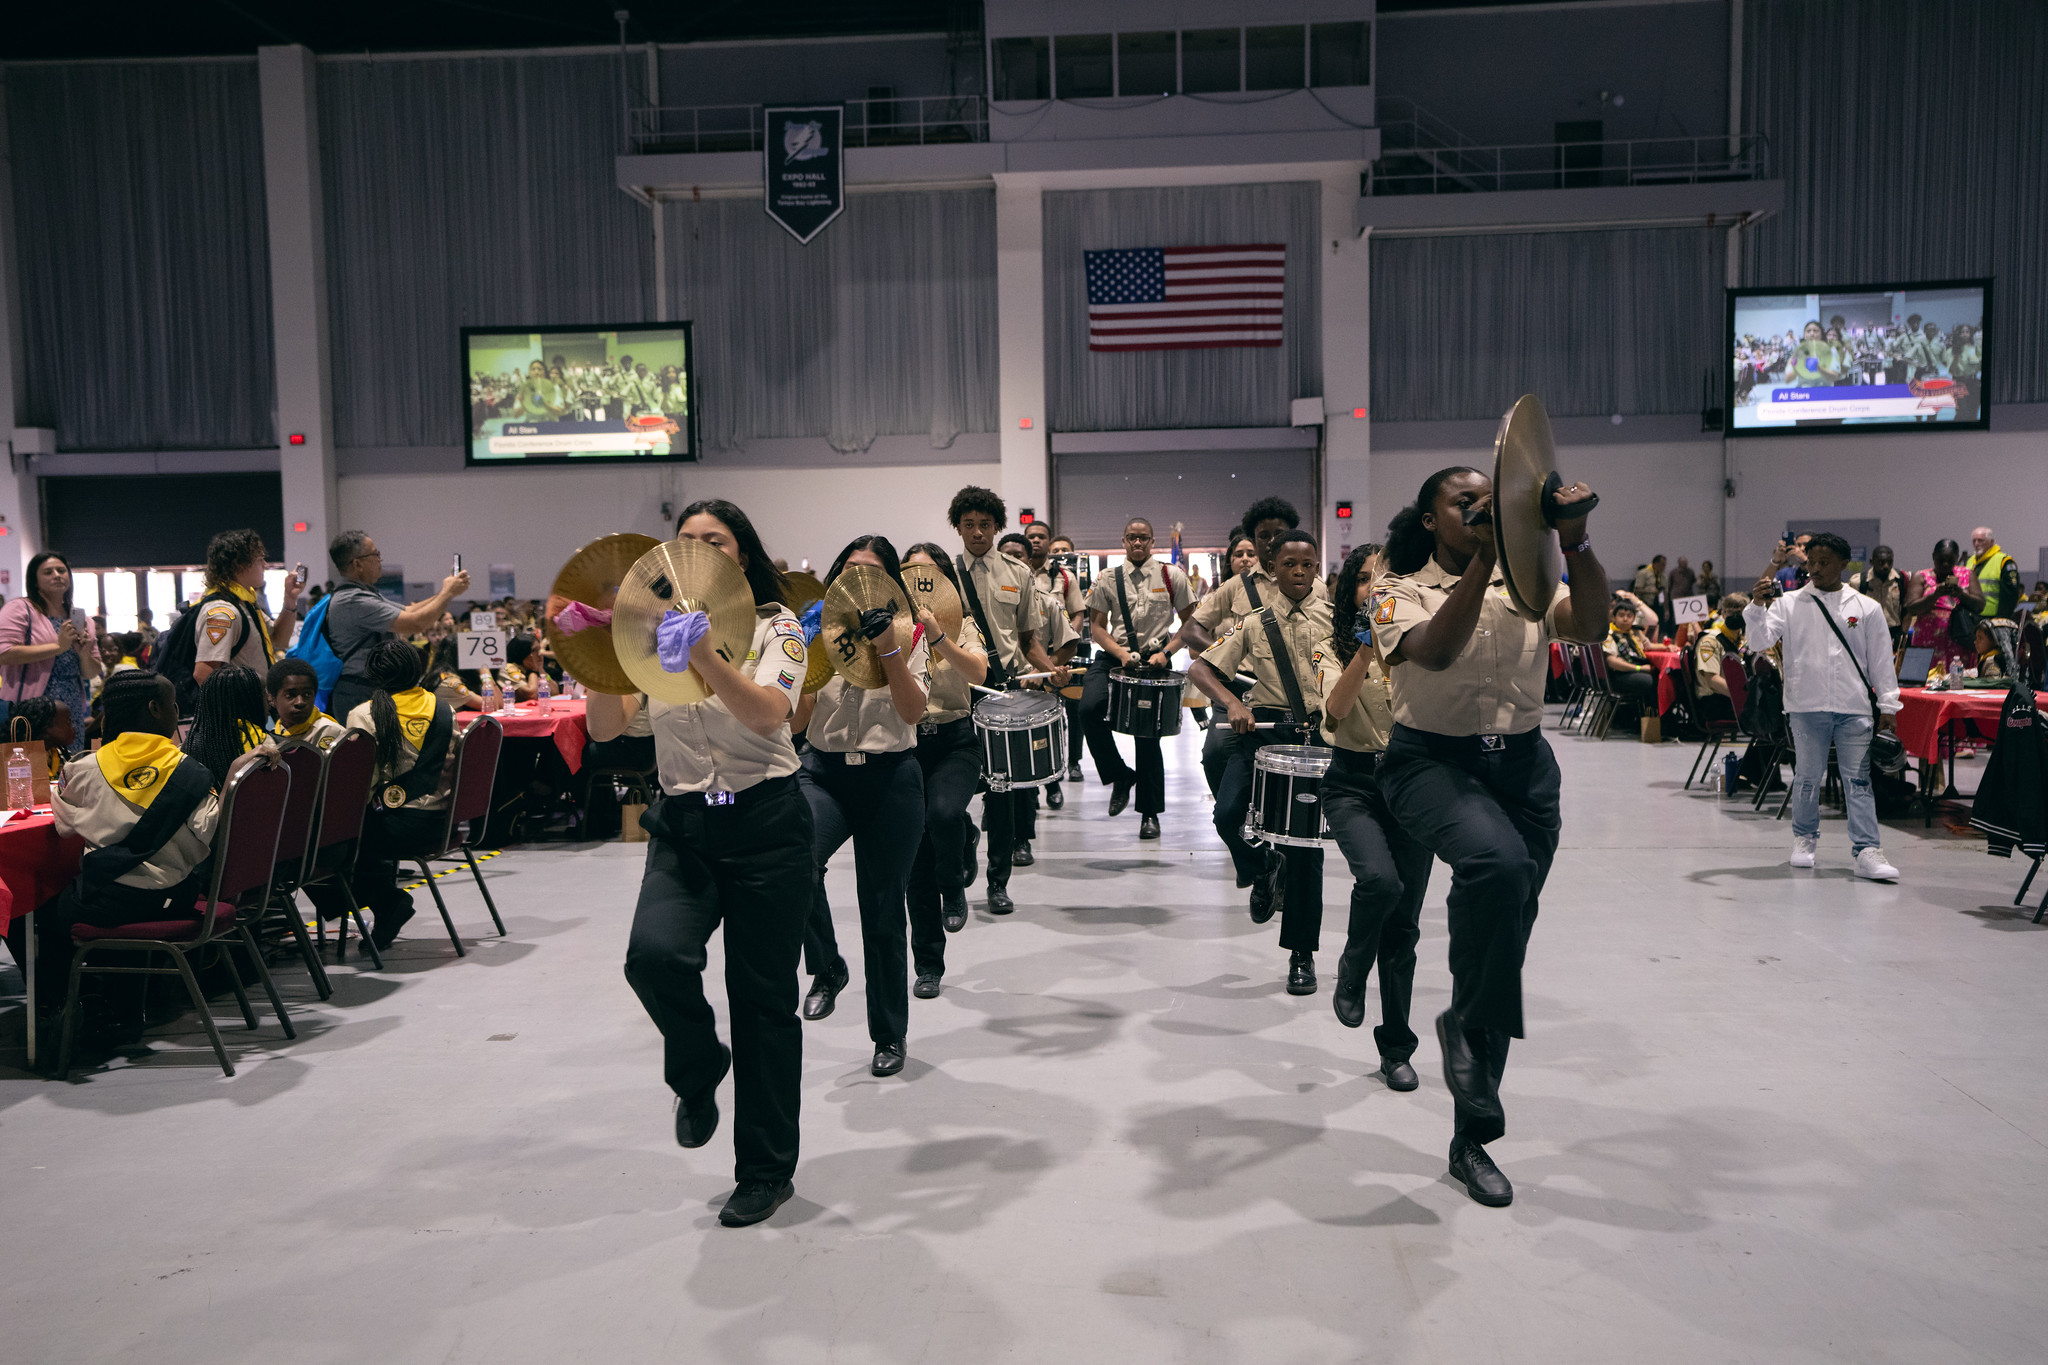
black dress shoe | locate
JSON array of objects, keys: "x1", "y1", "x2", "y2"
[
  {"x1": 802, "y1": 966, "x2": 849, "y2": 1021},
  {"x1": 871, "y1": 1041, "x2": 906, "y2": 1076},
  {"x1": 675, "y1": 1045, "x2": 731, "y2": 1149},
  {"x1": 1249, "y1": 857, "x2": 1283, "y2": 924},
  {"x1": 1435, "y1": 1010, "x2": 1504, "y2": 1144},
  {"x1": 987, "y1": 886, "x2": 1014, "y2": 915},
  {"x1": 913, "y1": 972, "x2": 941, "y2": 999},
  {"x1": 1107, "y1": 777, "x2": 1135, "y2": 817},
  {"x1": 1011, "y1": 841, "x2": 1034, "y2": 867},
  {"x1": 1286, "y1": 950, "x2": 1316, "y2": 996},
  {"x1": 942, "y1": 889, "x2": 968, "y2": 933},
  {"x1": 1380, "y1": 1058, "x2": 1419, "y2": 1091},
  {"x1": 1332, "y1": 966, "x2": 1365, "y2": 1028},
  {"x1": 1138, "y1": 814, "x2": 1159, "y2": 840},
  {"x1": 1448, "y1": 1137, "x2": 1513, "y2": 1207},
  {"x1": 719, "y1": 1179, "x2": 795, "y2": 1227},
  {"x1": 1065, "y1": 763, "x2": 1083, "y2": 783},
  {"x1": 370, "y1": 905, "x2": 415, "y2": 951},
  {"x1": 1045, "y1": 782, "x2": 1064, "y2": 810}
]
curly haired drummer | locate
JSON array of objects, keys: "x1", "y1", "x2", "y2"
[{"x1": 1373, "y1": 465, "x2": 1608, "y2": 1208}]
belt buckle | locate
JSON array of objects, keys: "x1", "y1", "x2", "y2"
[
  {"x1": 707, "y1": 790, "x2": 736, "y2": 806},
  {"x1": 844, "y1": 752, "x2": 866, "y2": 766},
  {"x1": 1479, "y1": 734, "x2": 1505, "y2": 752}
]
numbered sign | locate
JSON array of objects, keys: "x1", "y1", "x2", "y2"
[
  {"x1": 1672, "y1": 595, "x2": 1710, "y2": 625},
  {"x1": 459, "y1": 630, "x2": 509, "y2": 668},
  {"x1": 469, "y1": 610, "x2": 497, "y2": 632}
]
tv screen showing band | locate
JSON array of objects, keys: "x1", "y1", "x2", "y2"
[
  {"x1": 463, "y1": 322, "x2": 697, "y2": 465},
  {"x1": 1726, "y1": 279, "x2": 1988, "y2": 434}
]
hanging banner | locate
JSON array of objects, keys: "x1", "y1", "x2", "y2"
[{"x1": 763, "y1": 106, "x2": 844, "y2": 244}]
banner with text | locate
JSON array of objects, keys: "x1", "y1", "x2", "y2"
[{"x1": 764, "y1": 106, "x2": 844, "y2": 244}]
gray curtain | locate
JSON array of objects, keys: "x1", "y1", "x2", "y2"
[
  {"x1": 7, "y1": 62, "x2": 274, "y2": 451},
  {"x1": 1742, "y1": 0, "x2": 2048, "y2": 405},
  {"x1": 1370, "y1": 228, "x2": 1725, "y2": 422},
  {"x1": 320, "y1": 53, "x2": 652, "y2": 449},
  {"x1": 1044, "y1": 183, "x2": 1321, "y2": 433},
  {"x1": 663, "y1": 189, "x2": 997, "y2": 453}
]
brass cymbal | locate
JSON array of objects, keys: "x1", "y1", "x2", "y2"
[
  {"x1": 545, "y1": 533, "x2": 660, "y2": 695},
  {"x1": 899, "y1": 561, "x2": 964, "y2": 652},
  {"x1": 802, "y1": 634, "x2": 836, "y2": 694},
  {"x1": 781, "y1": 570, "x2": 827, "y2": 613},
  {"x1": 1492, "y1": 393, "x2": 1560, "y2": 622},
  {"x1": 818, "y1": 564, "x2": 914, "y2": 690},
  {"x1": 613, "y1": 538, "x2": 756, "y2": 705}
]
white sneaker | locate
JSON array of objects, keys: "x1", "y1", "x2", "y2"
[
  {"x1": 1854, "y1": 847, "x2": 1900, "y2": 881},
  {"x1": 1790, "y1": 836, "x2": 1818, "y2": 868}
]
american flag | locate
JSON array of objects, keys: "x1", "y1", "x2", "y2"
[{"x1": 1085, "y1": 244, "x2": 1286, "y2": 352}]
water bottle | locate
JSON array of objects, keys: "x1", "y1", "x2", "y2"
[
  {"x1": 481, "y1": 672, "x2": 500, "y2": 714},
  {"x1": 7, "y1": 745, "x2": 33, "y2": 809},
  {"x1": 536, "y1": 672, "x2": 552, "y2": 714},
  {"x1": 1721, "y1": 751, "x2": 1739, "y2": 795}
]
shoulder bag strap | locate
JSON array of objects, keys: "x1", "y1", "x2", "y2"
[
  {"x1": 1240, "y1": 571, "x2": 1263, "y2": 612},
  {"x1": 955, "y1": 556, "x2": 1010, "y2": 689},
  {"x1": 1258, "y1": 605, "x2": 1315, "y2": 730},
  {"x1": 1806, "y1": 593, "x2": 1879, "y2": 716},
  {"x1": 1113, "y1": 567, "x2": 1146, "y2": 658}
]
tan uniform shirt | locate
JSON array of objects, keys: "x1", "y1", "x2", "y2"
[
  {"x1": 1374, "y1": 558, "x2": 1569, "y2": 737},
  {"x1": 924, "y1": 618, "x2": 986, "y2": 724},
  {"x1": 1088, "y1": 556, "x2": 1194, "y2": 651},
  {"x1": 195, "y1": 595, "x2": 274, "y2": 674},
  {"x1": 1695, "y1": 625, "x2": 1738, "y2": 686},
  {"x1": 807, "y1": 637, "x2": 930, "y2": 755},
  {"x1": 646, "y1": 605, "x2": 805, "y2": 795},
  {"x1": 1849, "y1": 570, "x2": 1903, "y2": 628},
  {"x1": 1035, "y1": 587, "x2": 1079, "y2": 652},
  {"x1": 1200, "y1": 589, "x2": 1332, "y2": 713},
  {"x1": 1033, "y1": 564, "x2": 1084, "y2": 619},
  {"x1": 343, "y1": 696, "x2": 457, "y2": 811},
  {"x1": 273, "y1": 713, "x2": 347, "y2": 752},
  {"x1": 1314, "y1": 640, "x2": 1396, "y2": 753},
  {"x1": 1190, "y1": 567, "x2": 1329, "y2": 636},
  {"x1": 959, "y1": 550, "x2": 1041, "y2": 673}
]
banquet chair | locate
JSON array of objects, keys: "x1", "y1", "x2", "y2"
[
  {"x1": 1683, "y1": 646, "x2": 1744, "y2": 789},
  {"x1": 56, "y1": 754, "x2": 295, "y2": 1079},
  {"x1": 1558, "y1": 646, "x2": 1594, "y2": 731},
  {"x1": 1581, "y1": 648, "x2": 1621, "y2": 739},
  {"x1": 253, "y1": 742, "x2": 333, "y2": 999},
  {"x1": 407, "y1": 716, "x2": 508, "y2": 957},
  {"x1": 301, "y1": 730, "x2": 382, "y2": 969}
]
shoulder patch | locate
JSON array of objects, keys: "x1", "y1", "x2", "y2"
[
  {"x1": 781, "y1": 638, "x2": 804, "y2": 662},
  {"x1": 203, "y1": 603, "x2": 237, "y2": 645},
  {"x1": 1373, "y1": 599, "x2": 1397, "y2": 625}
]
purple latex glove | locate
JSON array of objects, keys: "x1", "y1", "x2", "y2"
[
  {"x1": 656, "y1": 609, "x2": 711, "y2": 673},
  {"x1": 552, "y1": 601, "x2": 613, "y2": 635}
]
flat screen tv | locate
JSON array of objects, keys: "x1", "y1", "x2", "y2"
[
  {"x1": 1725, "y1": 279, "x2": 1989, "y2": 435},
  {"x1": 463, "y1": 322, "x2": 696, "y2": 465}
]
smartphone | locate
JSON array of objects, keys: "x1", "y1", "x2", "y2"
[
  {"x1": 70, "y1": 607, "x2": 88, "y2": 633},
  {"x1": 452, "y1": 553, "x2": 463, "y2": 575},
  {"x1": 293, "y1": 561, "x2": 308, "y2": 582}
]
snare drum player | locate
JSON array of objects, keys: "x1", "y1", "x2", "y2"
[
  {"x1": 1373, "y1": 465, "x2": 1608, "y2": 1207},
  {"x1": 948, "y1": 486, "x2": 1070, "y2": 916},
  {"x1": 791, "y1": 536, "x2": 930, "y2": 1079},
  {"x1": 1083, "y1": 517, "x2": 1194, "y2": 840},
  {"x1": 589, "y1": 498, "x2": 813, "y2": 1229},
  {"x1": 1316, "y1": 545, "x2": 1432, "y2": 1091},
  {"x1": 1188, "y1": 529, "x2": 1333, "y2": 995}
]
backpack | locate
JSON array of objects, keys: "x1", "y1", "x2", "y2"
[
  {"x1": 286, "y1": 592, "x2": 345, "y2": 714},
  {"x1": 156, "y1": 589, "x2": 255, "y2": 716}
]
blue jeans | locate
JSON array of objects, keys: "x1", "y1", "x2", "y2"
[{"x1": 1788, "y1": 711, "x2": 1880, "y2": 852}]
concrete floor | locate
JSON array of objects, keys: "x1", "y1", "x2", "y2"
[{"x1": 3, "y1": 719, "x2": 2044, "y2": 1364}]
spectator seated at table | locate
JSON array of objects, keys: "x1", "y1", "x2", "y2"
[
  {"x1": 306, "y1": 640, "x2": 456, "y2": 947},
  {"x1": 1612, "y1": 589, "x2": 1662, "y2": 642},
  {"x1": 1602, "y1": 599, "x2": 1660, "y2": 721},
  {"x1": 182, "y1": 664, "x2": 275, "y2": 790},
  {"x1": 1971, "y1": 620, "x2": 2016, "y2": 683},
  {"x1": 266, "y1": 658, "x2": 346, "y2": 751},
  {"x1": 498, "y1": 636, "x2": 543, "y2": 703},
  {"x1": 581, "y1": 691, "x2": 655, "y2": 839},
  {"x1": 426, "y1": 638, "x2": 486, "y2": 711},
  {"x1": 9, "y1": 693, "x2": 76, "y2": 780},
  {"x1": 1693, "y1": 592, "x2": 1748, "y2": 725},
  {"x1": 28, "y1": 671, "x2": 222, "y2": 1014}
]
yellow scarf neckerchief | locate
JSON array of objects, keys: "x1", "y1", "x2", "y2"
[
  {"x1": 95, "y1": 731, "x2": 187, "y2": 810},
  {"x1": 118, "y1": 656, "x2": 140, "y2": 668},
  {"x1": 222, "y1": 581, "x2": 276, "y2": 663},
  {"x1": 1715, "y1": 621, "x2": 1740, "y2": 646},
  {"x1": 391, "y1": 688, "x2": 436, "y2": 747},
  {"x1": 277, "y1": 710, "x2": 335, "y2": 740},
  {"x1": 238, "y1": 719, "x2": 268, "y2": 754}
]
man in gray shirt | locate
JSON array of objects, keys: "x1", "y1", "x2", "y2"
[{"x1": 323, "y1": 530, "x2": 471, "y2": 719}]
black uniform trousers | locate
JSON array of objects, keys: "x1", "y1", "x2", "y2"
[
  {"x1": 980, "y1": 787, "x2": 1026, "y2": 892},
  {"x1": 623, "y1": 777, "x2": 812, "y2": 1185},
  {"x1": 1378, "y1": 723, "x2": 1561, "y2": 1142},
  {"x1": 303, "y1": 805, "x2": 447, "y2": 930},
  {"x1": 1079, "y1": 657, "x2": 1165, "y2": 815},
  {"x1": 1231, "y1": 712, "x2": 1325, "y2": 952},
  {"x1": 797, "y1": 748, "x2": 925, "y2": 1046},
  {"x1": 1322, "y1": 748, "x2": 1432, "y2": 1063},
  {"x1": 908, "y1": 718, "x2": 978, "y2": 975}
]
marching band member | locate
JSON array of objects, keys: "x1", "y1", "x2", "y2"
[
  {"x1": 791, "y1": 536, "x2": 930, "y2": 1079},
  {"x1": 590, "y1": 499, "x2": 812, "y2": 1229},
  {"x1": 1188, "y1": 529, "x2": 1332, "y2": 995},
  {"x1": 1082, "y1": 517, "x2": 1194, "y2": 840},
  {"x1": 901, "y1": 544, "x2": 990, "y2": 985},
  {"x1": 1187, "y1": 531, "x2": 1260, "y2": 792},
  {"x1": 948, "y1": 487, "x2": 1069, "y2": 916},
  {"x1": 1315, "y1": 545, "x2": 1432, "y2": 1090},
  {"x1": 1372, "y1": 465, "x2": 1607, "y2": 1208},
  {"x1": 1044, "y1": 533, "x2": 1090, "y2": 784}
]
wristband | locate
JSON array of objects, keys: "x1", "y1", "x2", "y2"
[
  {"x1": 1561, "y1": 534, "x2": 1592, "y2": 555},
  {"x1": 878, "y1": 648, "x2": 901, "y2": 659}
]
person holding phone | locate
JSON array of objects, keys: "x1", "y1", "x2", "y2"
[
  {"x1": 1, "y1": 550, "x2": 102, "y2": 724},
  {"x1": 322, "y1": 530, "x2": 471, "y2": 720}
]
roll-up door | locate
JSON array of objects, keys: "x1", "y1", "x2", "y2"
[{"x1": 1052, "y1": 448, "x2": 1313, "y2": 552}]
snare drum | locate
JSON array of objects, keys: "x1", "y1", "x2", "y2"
[
  {"x1": 973, "y1": 691, "x2": 1067, "y2": 792},
  {"x1": 1243, "y1": 744, "x2": 1332, "y2": 848},
  {"x1": 1107, "y1": 668, "x2": 1185, "y2": 740}
]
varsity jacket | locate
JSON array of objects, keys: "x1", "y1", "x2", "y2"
[{"x1": 1968, "y1": 687, "x2": 2048, "y2": 859}]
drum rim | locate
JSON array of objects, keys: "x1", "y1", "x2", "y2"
[
  {"x1": 1253, "y1": 743, "x2": 1333, "y2": 776},
  {"x1": 973, "y1": 693, "x2": 1064, "y2": 728},
  {"x1": 1109, "y1": 668, "x2": 1187, "y2": 687}
]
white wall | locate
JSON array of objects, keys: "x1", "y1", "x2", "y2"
[{"x1": 337, "y1": 457, "x2": 1000, "y2": 600}]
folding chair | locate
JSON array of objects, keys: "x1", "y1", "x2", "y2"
[
  {"x1": 57, "y1": 754, "x2": 296, "y2": 1079},
  {"x1": 409, "y1": 716, "x2": 509, "y2": 957},
  {"x1": 302, "y1": 730, "x2": 382, "y2": 969},
  {"x1": 1683, "y1": 646, "x2": 1743, "y2": 789},
  {"x1": 253, "y1": 742, "x2": 332, "y2": 999},
  {"x1": 1581, "y1": 648, "x2": 1621, "y2": 739},
  {"x1": 1559, "y1": 645, "x2": 1594, "y2": 731}
]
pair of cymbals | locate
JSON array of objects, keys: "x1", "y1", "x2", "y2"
[
  {"x1": 901, "y1": 562, "x2": 964, "y2": 667},
  {"x1": 613, "y1": 538, "x2": 757, "y2": 705},
  {"x1": 1492, "y1": 393, "x2": 1560, "y2": 622},
  {"x1": 816, "y1": 565, "x2": 916, "y2": 690},
  {"x1": 546, "y1": 533, "x2": 659, "y2": 694}
]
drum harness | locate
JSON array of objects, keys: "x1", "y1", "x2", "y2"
[
  {"x1": 955, "y1": 555, "x2": 1012, "y2": 692},
  {"x1": 1114, "y1": 566, "x2": 1167, "y2": 667},
  {"x1": 1252, "y1": 582, "x2": 1322, "y2": 747}
]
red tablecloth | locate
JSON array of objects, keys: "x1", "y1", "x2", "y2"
[
  {"x1": 1893, "y1": 687, "x2": 2048, "y2": 766},
  {"x1": 0, "y1": 811, "x2": 85, "y2": 927},
  {"x1": 459, "y1": 700, "x2": 589, "y2": 774},
  {"x1": 1647, "y1": 649, "x2": 1683, "y2": 714}
]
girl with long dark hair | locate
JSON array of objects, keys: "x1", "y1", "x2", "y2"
[
  {"x1": 585, "y1": 499, "x2": 812, "y2": 1229},
  {"x1": 181, "y1": 663, "x2": 270, "y2": 788},
  {"x1": 1372, "y1": 463, "x2": 1609, "y2": 1208},
  {"x1": 788, "y1": 535, "x2": 930, "y2": 1076}
]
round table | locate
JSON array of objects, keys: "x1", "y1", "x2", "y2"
[{"x1": 458, "y1": 699, "x2": 590, "y2": 775}]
